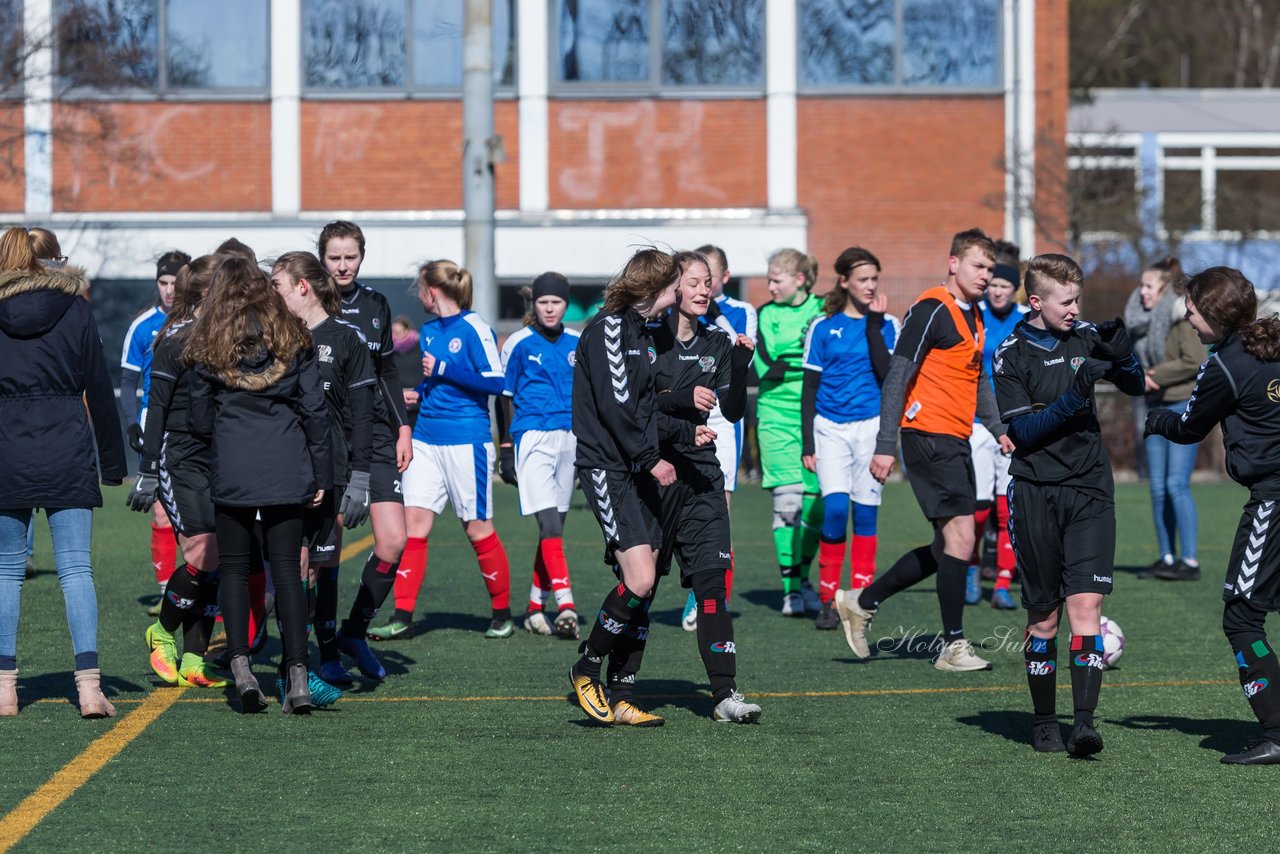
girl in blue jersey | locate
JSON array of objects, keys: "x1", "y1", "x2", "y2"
[
  {"x1": 121, "y1": 251, "x2": 190, "y2": 613},
  {"x1": 801, "y1": 247, "x2": 899, "y2": 629},
  {"x1": 497, "y1": 273, "x2": 581, "y2": 639},
  {"x1": 391, "y1": 260, "x2": 514, "y2": 638}
]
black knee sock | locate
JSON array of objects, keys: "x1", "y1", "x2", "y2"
[
  {"x1": 341, "y1": 552, "x2": 399, "y2": 638},
  {"x1": 692, "y1": 572, "x2": 736, "y2": 702},
  {"x1": 1024, "y1": 634, "x2": 1058, "y2": 721},
  {"x1": 606, "y1": 613, "x2": 650, "y2": 706},
  {"x1": 1070, "y1": 635, "x2": 1105, "y2": 726},
  {"x1": 577, "y1": 581, "x2": 648, "y2": 679},
  {"x1": 936, "y1": 554, "x2": 968, "y2": 642},
  {"x1": 314, "y1": 566, "x2": 340, "y2": 662},
  {"x1": 159, "y1": 564, "x2": 209, "y2": 634},
  {"x1": 858, "y1": 546, "x2": 937, "y2": 611},
  {"x1": 1232, "y1": 637, "x2": 1280, "y2": 741},
  {"x1": 181, "y1": 578, "x2": 220, "y2": 657}
]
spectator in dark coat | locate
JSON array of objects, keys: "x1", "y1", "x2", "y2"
[{"x1": 0, "y1": 226, "x2": 126, "y2": 719}]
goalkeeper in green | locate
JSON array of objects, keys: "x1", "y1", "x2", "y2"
[{"x1": 756, "y1": 248, "x2": 825, "y2": 617}]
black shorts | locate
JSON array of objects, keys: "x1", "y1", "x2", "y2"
[
  {"x1": 303, "y1": 490, "x2": 343, "y2": 564},
  {"x1": 1008, "y1": 479, "x2": 1115, "y2": 611},
  {"x1": 370, "y1": 430, "x2": 403, "y2": 505},
  {"x1": 1225, "y1": 497, "x2": 1280, "y2": 609},
  {"x1": 657, "y1": 461, "x2": 731, "y2": 584},
  {"x1": 578, "y1": 467, "x2": 663, "y2": 566},
  {"x1": 901, "y1": 430, "x2": 976, "y2": 521},
  {"x1": 158, "y1": 432, "x2": 216, "y2": 536}
]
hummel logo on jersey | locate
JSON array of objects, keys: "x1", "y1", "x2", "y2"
[
  {"x1": 678, "y1": 354, "x2": 700, "y2": 361},
  {"x1": 626, "y1": 349, "x2": 641, "y2": 357},
  {"x1": 1043, "y1": 356, "x2": 1064, "y2": 366},
  {"x1": 341, "y1": 307, "x2": 359, "y2": 315},
  {"x1": 829, "y1": 328, "x2": 843, "y2": 338},
  {"x1": 1093, "y1": 574, "x2": 1112, "y2": 583},
  {"x1": 719, "y1": 552, "x2": 731, "y2": 559},
  {"x1": 528, "y1": 353, "x2": 543, "y2": 365}
]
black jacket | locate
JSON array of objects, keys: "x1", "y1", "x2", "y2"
[
  {"x1": 188, "y1": 346, "x2": 333, "y2": 507},
  {"x1": 1147, "y1": 331, "x2": 1280, "y2": 496},
  {"x1": 573, "y1": 309, "x2": 692, "y2": 473},
  {"x1": 0, "y1": 267, "x2": 126, "y2": 509}
]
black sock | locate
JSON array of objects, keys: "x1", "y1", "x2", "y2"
[
  {"x1": 606, "y1": 613, "x2": 650, "y2": 706},
  {"x1": 159, "y1": 564, "x2": 209, "y2": 634},
  {"x1": 491, "y1": 607, "x2": 512, "y2": 623},
  {"x1": 858, "y1": 546, "x2": 937, "y2": 611},
  {"x1": 1233, "y1": 638, "x2": 1280, "y2": 741},
  {"x1": 936, "y1": 554, "x2": 968, "y2": 642},
  {"x1": 1024, "y1": 634, "x2": 1058, "y2": 720},
  {"x1": 579, "y1": 582, "x2": 647, "y2": 673},
  {"x1": 181, "y1": 578, "x2": 220, "y2": 657},
  {"x1": 692, "y1": 572, "x2": 736, "y2": 702},
  {"x1": 1070, "y1": 635, "x2": 1105, "y2": 726},
  {"x1": 313, "y1": 566, "x2": 340, "y2": 662},
  {"x1": 342, "y1": 553, "x2": 401, "y2": 638}
]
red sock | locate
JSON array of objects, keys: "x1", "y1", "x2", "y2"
[
  {"x1": 817, "y1": 539, "x2": 845, "y2": 603},
  {"x1": 995, "y1": 496, "x2": 1015, "y2": 590},
  {"x1": 725, "y1": 551, "x2": 735, "y2": 603},
  {"x1": 850, "y1": 534, "x2": 877, "y2": 588},
  {"x1": 247, "y1": 568, "x2": 266, "y2": 643},
  {"x1": 151, "y1": 524, "x2": 176, "y2": 587},
  {"x1": 394, "y1": 537, "x2": 429, "y2": 615},
  {"x1": 529, "y1": 548, "x2": 551, "y2": 613},
  {"x1": 971, "y1": 505, "x2": 992, "y2": 565},
  {"x1": 472, "y1": 532, "x2": 510, "y2": 612},
  {"x1": 540, "y1": 537, "x2": 574, "y2": 611}
]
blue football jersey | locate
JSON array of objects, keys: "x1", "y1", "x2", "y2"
[
  {"x1": 120, "y1": 305, "x2": 167, "y2": 419},
  {"x1": 500, "y1": 325, "x2": 578, "y2": 439},
  {"x1": 413, "y1": 311, "x2": 503, "y2": 445},
  {"x1": 802, "y1": 312, "x2": 900, "y2": 422}
]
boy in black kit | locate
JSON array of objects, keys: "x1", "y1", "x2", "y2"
[{"x1": 993, "y1": 254, "x2": 1144, "y2": 755}]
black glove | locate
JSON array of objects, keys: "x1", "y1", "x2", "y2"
[
  {"x1": 127, "y1": 459, "x2": 159, "y2": 512},
  {"x1": 1072, "y1": 357, "x2": 1111, "y2": 398},
  {"x1": 127, "y1": 423, "x2": 145, "y2": 453},
  {"x1": 1094, "y1": 317, "x2": 1134, "y2": 361},
  {"x1": 339, "y1": 470, "x2": 371, "y2": 530},
  {"x1": 1144, "y1": 408, "x2": 1174, "y2": 440},
  {"x1": 498, "y1": 444, "x2": 517, "y2": 486}
]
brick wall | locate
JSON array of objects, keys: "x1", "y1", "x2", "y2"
[
  {"x1": 300, "y1": 100, "x2": 520, "y2": 211},
  {"x1": 1035, "y1": 0, "x2": 1070, "y2": 253},
  {"x1": 547, "y1": 99, "x2": 767, "y2": 210},
  {"x1": 0, "y1": 101, "x2": 24, "y2": 213},
  {"x1": 52, "y1": 102, "x2": 271, "y2": 212}
]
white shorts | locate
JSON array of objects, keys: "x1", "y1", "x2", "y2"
[
  {"x1": 969, "y1": 422, "x2": 1012, "y2": 502},
  {"x1": 515, "y1": 429, "x2": 576, "y2": 515},
  {"x1": 813, "y1": 414, "x2": 883, "y2": 506},
  {"x1": 403, "y1": 439, "x2": 494, "y2": 521},
  {"x1": 707, "y1": 403, "x2": 742, "y2": 492}
]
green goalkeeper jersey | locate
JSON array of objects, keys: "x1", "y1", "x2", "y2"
[{"x1": 755, "y1": 293, "x2": 824, "y2": 415}]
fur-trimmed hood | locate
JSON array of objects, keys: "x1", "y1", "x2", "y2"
[
  {"x1": 211, "y1": 345, "x2": 295, "y2": 392},
  {"x1": 0, "y1": 267, "x2": 89, "y2": 338}
]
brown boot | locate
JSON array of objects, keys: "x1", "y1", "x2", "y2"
[
  {"x1": 74, "y1": 668, "x2": 116, "y2": 719},
  {"x1": 0, "y1": 670, "x2": 16, "y2": 716}
]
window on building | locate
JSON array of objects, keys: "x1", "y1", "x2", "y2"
[
  {"x1": 303, "y1": 0, "x2": 515, "y2": 92},
  {"x1": 555, "y1": 0, "x2": 764, "y2": 90},
  {"x1": 800, "y1": 0, "x2": 1000, "y2": 90},
  {"x1": 0, "y1": 0, "x2": 22, "y2": 92},
  {"x1": 1162, "y1": 169, "x2": 1202, "y2": 234},
  {"x1": 1217, "y1": 170, "x2": 1280, "y2": 234},
  {"x1": 56, "y1": 0, "x2": 268, "y2": 93},
  {"x1": 1069, "y1": 167, "x2": 1139, "y2": 237}
]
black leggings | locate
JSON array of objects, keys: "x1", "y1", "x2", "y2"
[{"x1": 216, "y1": 504, "x2": 308, "y2": 669}]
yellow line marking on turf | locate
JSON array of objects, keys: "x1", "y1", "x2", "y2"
[
  {"x1": 340, "y1": 533, "x2": 375, "y2": 563},
  {"x1": 0, "y1": 689, "x2": 183, "y2": 853},
  {"x1": 27, "y1": 678, "x2": 1238, "y2": 708}
]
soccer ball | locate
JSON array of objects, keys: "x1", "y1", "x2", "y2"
[{"x1": 1099, "y1": 616, "x2": 1125, "y2": 669}]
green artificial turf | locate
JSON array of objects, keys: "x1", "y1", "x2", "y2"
[{"x1": 2, "y1": 481, "x2": 1276, "y2": 852}]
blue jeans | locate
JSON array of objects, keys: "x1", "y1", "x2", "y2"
[
  {"x1": 1144, "y1": 400, "x2": 1199, "y2": 560},
  {"x1": 0, "y1": 508, "x2": 99, "y2": 671}
]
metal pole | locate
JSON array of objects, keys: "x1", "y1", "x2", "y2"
[{"x1": 463, "y1": 0, "x2": 497, "y2": 322}]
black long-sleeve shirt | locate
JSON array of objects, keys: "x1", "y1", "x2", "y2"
[
  {"x1": 1147, "y1": 330, "x2": 1280, "y2": 497},
  {"x1": 339, "y1": 282, "x2": 409, "y2": 440}
]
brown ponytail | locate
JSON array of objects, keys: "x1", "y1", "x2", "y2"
[{"x1": 1185, "y1": 266, "x2": 1280, "y2": 361}]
